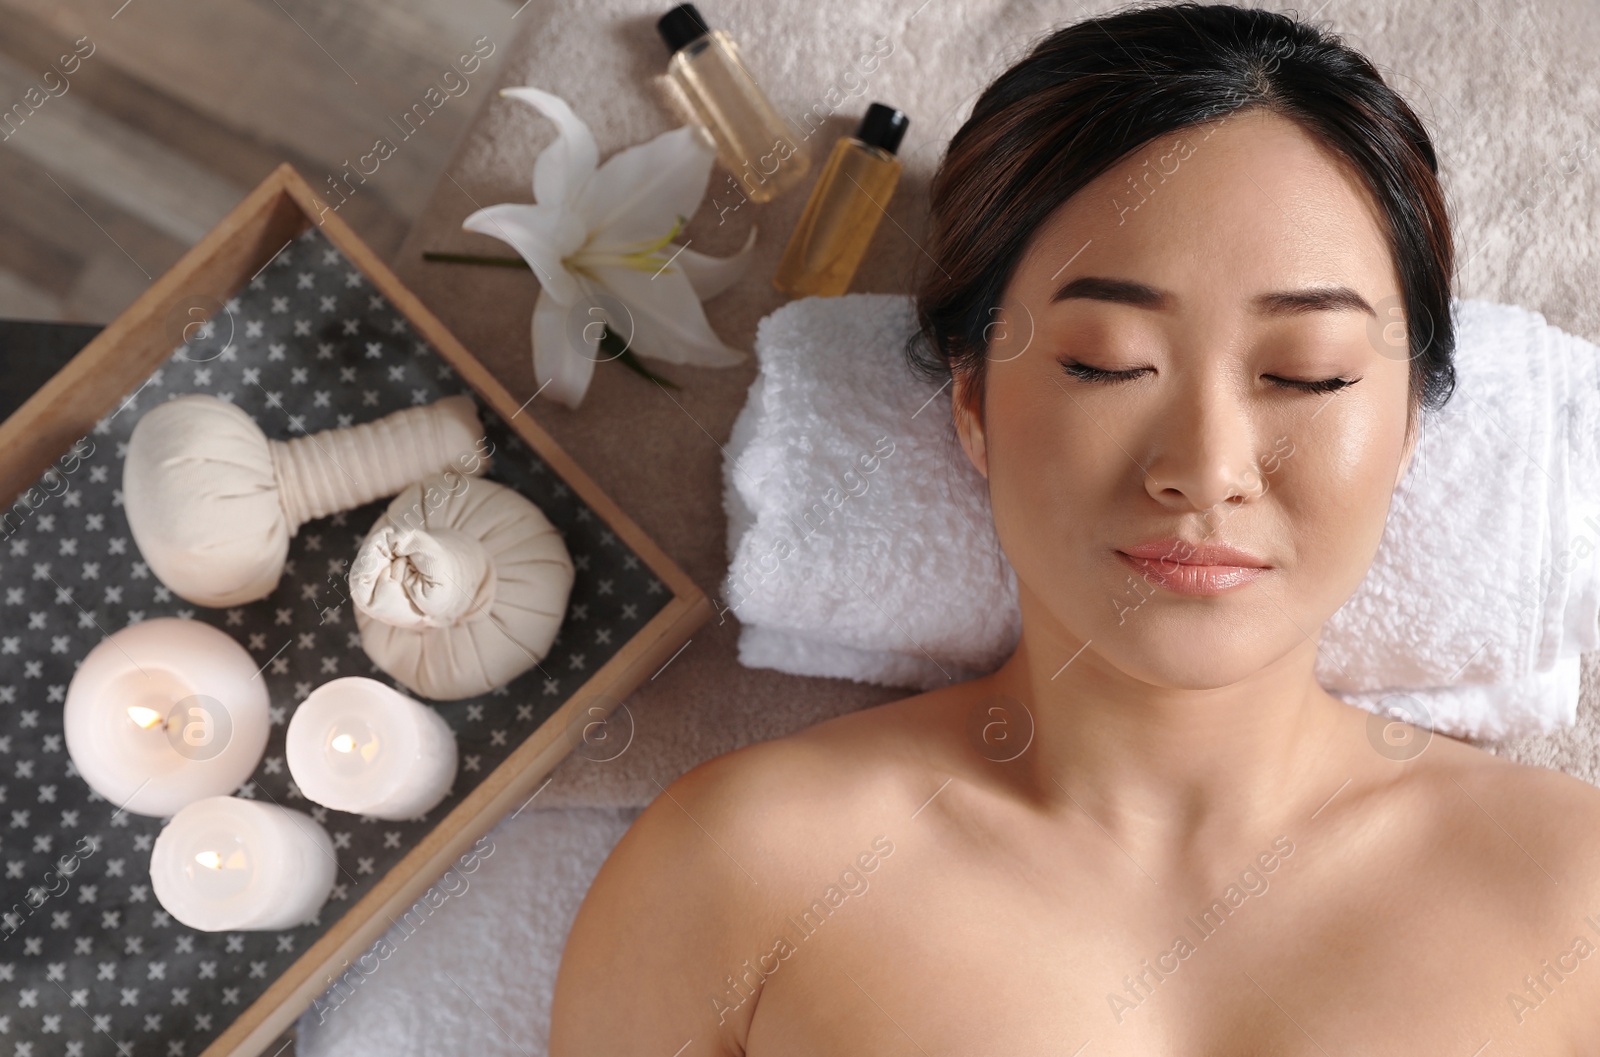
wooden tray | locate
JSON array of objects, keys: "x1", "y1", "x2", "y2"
[{"x1": 0, "y1": 163, "x2": 709, "y2": 1056}]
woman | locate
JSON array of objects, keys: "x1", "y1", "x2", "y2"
[{"x1": 552, "y1": 3, "x2": 1600, "y2": 1052}]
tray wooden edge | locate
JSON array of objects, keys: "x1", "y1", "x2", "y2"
[
  {"x1": 0, "y1": 162, "x2": 713, "y2": 1057},
  {"x1": 0, "y1": 164, "x2": 304, "y2": 508}
]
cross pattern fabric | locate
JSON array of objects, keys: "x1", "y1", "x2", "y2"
[{"x1": 0, "y1": 223, "x2": 670, "y2": 1054}]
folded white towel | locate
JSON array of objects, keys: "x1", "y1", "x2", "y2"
[{"x1": 721, "y1": 293, "x2": 1600, "y2": 741}]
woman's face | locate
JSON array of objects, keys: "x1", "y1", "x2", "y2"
[{"x1": 954, "y1": 108, "x2": 1419, "y2": 689}]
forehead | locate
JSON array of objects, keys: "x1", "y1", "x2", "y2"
[{"x1": 1012, "y1": 109, "x2": 1399, "y2": 304}]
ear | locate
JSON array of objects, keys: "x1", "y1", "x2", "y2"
[{"x1": 951, "y1": 366, "x2": 989, "y2": 480}]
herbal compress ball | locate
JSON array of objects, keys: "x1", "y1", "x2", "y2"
[
  {"x1": 349, "y1": 473, "x2": 575, "y2": 700},
  {"x1": 123, "y1": 393, "x2": 489, "y2": 607}
]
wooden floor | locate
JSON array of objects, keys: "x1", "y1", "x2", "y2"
[{"x1": 0, "y1": 0, "x2": 521, "y2": 325}]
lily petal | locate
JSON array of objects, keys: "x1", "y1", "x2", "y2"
[
  {"x1": 531, "y1": 285, "x2": 599, "y2": 409},
  {"x1": 499, "y1": 87, "x2": 600, "y2": 207},
  {"x1": 461, "y1": 202, "x2": 584, "y2": 305},
  {"x1": 586, "y1": 262, "x2": 747, "y2": 368},
  {"x1": 673, "y1": 224, "x2": 759, "y2": 301},
  {"x1": 576, "y1": 125, "x2": 717, "y2": 252}
]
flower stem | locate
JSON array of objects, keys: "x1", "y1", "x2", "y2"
[
  {"x1": 422, "y1": 251, "x2": 530, "y2": 269},
  {"x1": 602, "y1": 328, "x2": 680, "y2": 390}
]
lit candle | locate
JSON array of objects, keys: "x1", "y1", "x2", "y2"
[
  {"x1": 286, "y1": 677, "x2": 457, "y2": 820},
  {"x1": 63, "y1": 618, "x2": 271, "y2": 818},
  {"x1": 149, "y1": 796, "x2": 337, "y2": 931}
]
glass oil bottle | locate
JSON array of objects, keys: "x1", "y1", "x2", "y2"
[
  {"x1": 772, "y1": 102, "x2": 909, "y2": 297},
  {"x1": 657, "y1": 3, "x2": 810, "y2": 204}
]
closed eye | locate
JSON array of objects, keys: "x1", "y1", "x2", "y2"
[
  {"x1": 1273, "y1": 374, "x2": 1360, "y2": 394},
  {"x1": 1058, "y1": 360, "x2": 1360, "y2": 394},
  {"x1": 1059, "y1": 361, "x2": 1145, "y2": 385}
]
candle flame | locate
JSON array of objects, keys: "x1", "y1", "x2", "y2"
[
  {"x1": 331, "y1": 733, "x2": 357, "y2": 753},
  {"x1": 194, "y1": 849, "x2": 247, "y2": 871},
  {"x1": 127, "y1": 705, "x2": 165, "y2": 730}
]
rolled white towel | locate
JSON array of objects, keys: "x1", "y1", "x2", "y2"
[{"x1": 721, "y1": 293, "x2": 1600, "y2": 741}]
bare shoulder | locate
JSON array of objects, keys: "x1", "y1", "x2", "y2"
[
  {"x1": 1419, "y1": 738, "x2": 1600, "y2": 1039},
  {"x1": 656, "y1": 684, "x2": 952, "y2": 853},
  {"x1": 1403, "y1": 732, "x2": 1600, "y2": 922},
  {"x1": 548, "y1": 688, "x2": 948, "y2": 1057}
]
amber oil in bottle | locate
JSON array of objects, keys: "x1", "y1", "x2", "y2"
[{"x1": 772, "y1": 102, "x2": 909, "y2": 297}]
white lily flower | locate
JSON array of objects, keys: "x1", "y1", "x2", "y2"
[{"x1": 461, "y1": 86, "x2": 758, "y2": 409}]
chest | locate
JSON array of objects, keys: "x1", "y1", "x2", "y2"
[{"x1": 738, "y1": 841, "x2": 1589, "y2": 1057}]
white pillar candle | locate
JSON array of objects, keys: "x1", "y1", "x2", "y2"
[
  {"x1": 286, "y1": 677, "x2": 457, "y2": 820},
  {"x1": 63, "y1": 618, "x2": 271, "y2": 818},
  {"x1": 150, "y1": 796, "x2": 337, "y2": 931}
]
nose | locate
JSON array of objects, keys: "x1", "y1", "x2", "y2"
[{"x1": 1139, "y1": 378, "x2": 1264, "y2": 513}]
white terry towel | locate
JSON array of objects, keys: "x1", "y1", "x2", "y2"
[
  {"x1": 296, "y1": 806, "x2": 641, "y2": 1056},
  {"x1": 721, "y1": 293, "x2": 1600, "y2": 742}
]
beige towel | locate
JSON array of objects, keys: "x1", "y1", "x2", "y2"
[{"x1": 386, "y1": 0, "x2": 1600, "y2": 807}]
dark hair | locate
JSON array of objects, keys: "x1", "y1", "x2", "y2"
[{"x1": 906, "y1": 1, "x2": 1456, "y2": 434}]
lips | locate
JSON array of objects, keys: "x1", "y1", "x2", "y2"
[
  {"x1": 1114, "y1": 536, "x2": 1271, "y2": 597},
  {"x1": 1116, "y1": 537, "x2": 1270, "y2": 568}
]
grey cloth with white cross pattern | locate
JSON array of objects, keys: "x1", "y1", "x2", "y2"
[{"x1": 0, "y1": 223, "x2": 669, "y2": 1054}]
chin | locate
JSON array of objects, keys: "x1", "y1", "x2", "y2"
[{"x1": 1086, "y1": 594, "x2": 1305, "y2": 689}]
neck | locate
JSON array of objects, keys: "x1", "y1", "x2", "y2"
[{"x1": 983, "y1": 581, "x2": 1357, "y2": 872}]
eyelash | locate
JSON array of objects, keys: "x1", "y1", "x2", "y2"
[{"x1": 1058, "y1": 361, "x2": 1359, "y2": 394}]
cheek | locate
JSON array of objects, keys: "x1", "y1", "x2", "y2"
[
  {"x1": 982, "y1": 366, "x2": 1123, "y2": 575},
  {"x1": 1270, "y1": 394, "x2": 1407, "y2": 597}
]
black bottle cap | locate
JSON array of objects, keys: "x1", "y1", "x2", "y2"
[
  {"x1": 658, "y1": 4, "x2": 713, "y2": 54},
  {"x1": 855, "y1": 103, "x2": 910, "y2": 155}
]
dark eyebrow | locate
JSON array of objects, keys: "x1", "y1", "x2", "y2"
[
  {"x1": 1050, "y1": 276, "x2": 1167, "y2": 308},
  {"x1": 1050, "y1": 276, "x2": 1377, "y2": 317},
  {"x1": 1252, "y1": 286, "x2": 1377, "y2": 317}
]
